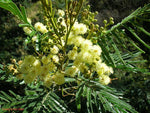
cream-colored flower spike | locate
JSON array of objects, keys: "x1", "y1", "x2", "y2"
[
  {"x1": 51, "y1": 45, "x2": 59, "y2": 54},
  {"x1": 43, "y1": 75, "x2": 53, "y2": 87},
  {"x1": 58, "y1": 9, "x2": 65, "y2": 17},
  {"x1": 65, "y1": 66, "x2": 79, "y2": 77},
  {"x1": 72, "y1": 22, "x2": 88, "y2": 35},
  {"x1": 52, "y1": 55, "x2": 59, "y2": 63},
  {"x1": 34, "y1": 22, "x2": 48, "y2": 34},
  {"x1": 53, "y1": 71, "x2": 65, "y2": 85},
  {"x1": 99, "y1": 75, "x2": 111, "y2": 85},
  {"x1": 23, "y1": 27, "x2": 32, "y2": 35}
]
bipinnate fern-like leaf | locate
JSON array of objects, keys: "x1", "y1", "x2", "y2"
[
  {"x1": 0, "y1": 89, "x2": 70, "y2": 113},
  {"x1": 98, "y1": 3, "x2": 150, "y2": 72},
  {"x1": 75, "y1": 77, "x2": 138, "y2": 113},
  {"x1": 0, "y1": 0, "x2": 28, "y2": 23}
]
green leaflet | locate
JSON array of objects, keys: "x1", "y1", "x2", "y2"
[
  {"x1": 86, "y1": 87, "x2": 93, "y2": 113},
  {"x1": 76, "y1": 83, "x2": 84, "y2": 112},
  {"x1": 65, "y1": 77, "x2": 76, "y2": 83},
  {"x1": 98, "y1": 39, "x2": 116, "y2": 67},
  {"x1": 20, "y1": 5, "x2": 28, "y2": 23},
  {"x1": 0, "y1": 0, "x2": 29, "y2": 24},
  {"x1": 99, "y1": 90, "x2": 138, "y2": 113},
  {"x1": 135, "y1": 24, "x2": 150, "y2": 37},
  {"x1": 111, "y1": 37, "x2": 126, "y2": 65},
  {"x1": 98, "y1": 93, "x2": 116, "y2": 113},
  {"x1": 0, "y1": 95, "x2": 10, "y2": 103},
  {"x1": 124, "y1": 25, "x2": 150, "y2": 49},
  {"x1": 19, "y1": 24, "x2": 30, "y2": 27},
  {"x1": 0, "y1": 91, "x2": 13, "y2": 102}
]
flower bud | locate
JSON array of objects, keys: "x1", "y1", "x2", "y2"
[{"x1": 103, "y1": 20, "x2": 107, "y2": 24}]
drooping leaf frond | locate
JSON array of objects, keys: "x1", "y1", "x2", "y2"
[
  {"x1": 75, "y1": 77, "x2": 138, "y2": 113},
  {"x1": 98, "y1": 3, "x2": 150, "y2": 72},
  {"x1": 0, "y1": 89, "x2": 70, "y2": 112}
]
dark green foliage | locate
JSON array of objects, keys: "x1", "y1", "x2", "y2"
[
  {"x1": 98, "y1": 3, "x2": 150, "y2": 72},
  {"x1": 75, "y1": 77, "x2": 138, "y2": 113},
  {"x1": 111, "y1": 71, "x2": 150, "y2": 113}
]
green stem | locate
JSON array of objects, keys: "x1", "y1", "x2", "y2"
[
  {"x1": 41, "y1": 0, "x2": 60, "y2": 37},
  {"x1": 65, "y1": 0, "x2": 68, "y2": 10},
  {"x1": 64, "y1": 0, "x2": 84, "y2": 48},
  {"x1": 101, "y1": 6, "x2": 141, "y2": 37}
]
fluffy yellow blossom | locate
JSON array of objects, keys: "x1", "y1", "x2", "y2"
[
  {"x1": 23, "y1": 27, "x2": 32, "y2": 35},
  {"x1": 73, "y1": 58, "x2": 82, "y2": 67},
  {"x1": 79, "y1": 51, "x2": 93, "y2": 64},
  {"x1": 41, "y1": 64, "x2": 50, "y2": 74},
  {"x1": 58, "y1": 9, "x2": 65, "y2": 17},
  {"x1": 24, "y1": 73, "x2": 36, "y2": 84},
  {"x1": 42, "y1": 55, "x2": 51, "y2": 64},
  {"x1": 78, "y1": 63, "x2": 88, "y2": 73},
  {"x1": 67, "y1": 33, "x2": 76, "y2": 45},
  {"x1": 34, "y1": 22, "x2": 44, "y2": 31},
  {"x1": 52, "y1": 55, "x2": 59, "y2": 63},
  {"x1": 72, "y1": 22, "x2": 87, "y2": 34},
  {"x1": 53, "y1": 72, "x2": 65, "y2": 85},
  {"x1": 90, "y1": 45, "x2": 102, "y2": 56},
  {"x1": 65, "y1": 66, "x2": 79, "y2": 77},
  {"x1": 19, "y1": 63, "x2": 30, "y2": 74},
  {"x1": 51, "y1": 45, "x2": 59, "y2": 54},
  {"x1": 32, "y1": 35, "x2": 38, "y2": 42},
  {"x1": 34, "y1": 22, "x2": 48, "y2": 34},
  {"x1": 99, "y1": 75, "x2": 111, "y2": 85},
  {"x1": 72, "y1": 22, "x2": 79, "y2": 34},
  {"x1": 104, "y1": 67, "x2": 114, "y2": 75},
  {"x1": 43, "y1": 74, "x2": 53, "y2": 87},
  {"x1": 81, "y1": 39, "x2": 93, "y2": 51},
  {"x1": 49, "y1": 62, "x2": 56, "y2": 71},
  {"x1": 78, "y1": 23, "x2": 88, "y2": 34},
  {"x1": 96, "y1": 62, "x2": 113, "y2": 76},
  {"x1": 96, "y1": 63, "x2": 107, "y2": 75},
  {"x1": 68, "y1": 50, "x2": 77, "y2": 60},
  {"x1": 73, "y1": 36, "x2": 85, "y2": 47},
  {"x1": 24, "y1": 55, "x2": 36, "y2": 65}
]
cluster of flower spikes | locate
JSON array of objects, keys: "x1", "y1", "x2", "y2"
[
  {"x1": 23, "y1": 18, "x2": 48, "y2": 35},
  {"x1": 21, "y1": 18, "x2": 66, "y2": 87},
  {"x1": 58, "y1": 9, "x2": 114, "y2": 85},
  {"x1": 19, "y1": 9, "x2": 113, "y2": 87},
  {"x1": 18, "y1": 49, "x2": 65, "y2": 87}
]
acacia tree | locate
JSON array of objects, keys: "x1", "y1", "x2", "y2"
[{"x1": 0, "y1": 0, "x2": 150, "y2": 112}]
